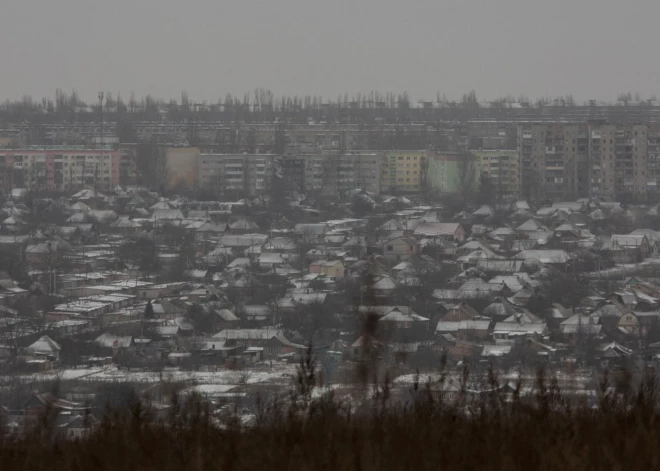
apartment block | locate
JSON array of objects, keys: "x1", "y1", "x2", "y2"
[
  {"x1": 118, "y1": 143, "x2": 138, "y2": 185},
  {"x1": 519, "y1": 123, "x2": 651, "y2": 201},
  {"x1": 472, "y1": 150, "x2": 520, "y2": 195},
  {"x1": 0, "y1": 146, "x2": 120, "y2": 192},
  {"x1": 198, "y1": 154, "x2": 274, "y2": 196},
  {"x1": 588, "y1": 124, "x2": 647, "y2": 197},
  {"x1": 308, "y1": 152, "x2": 381, "y2": 197},
  {"x1": 381, "y1": 151, "x2": 427, "y2": 193},
  {"x1": 281, "y1": 152, "x2": 382, "y2": 197},
  {"x1": 519, "y1": 125, "x2": 581, "y2": 201},
  {"x1": 647, "y1": 125, "x2": 660, "y2": 193},
  {"x1": 426, "y1": 152, "x2": 462, "y2": 193}
]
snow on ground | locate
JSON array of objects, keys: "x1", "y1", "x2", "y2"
[
  {"x1": 393, "y1": 373, "x2": 443, "y2": 385},
  {"x1": 2, "y1": 361, "x2": 299, "y2": 386},
  {"x1": 187, "y1": 384, "x2": 238, "y2": 395}
]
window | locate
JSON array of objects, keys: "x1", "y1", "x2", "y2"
[{"x1": 387, "y1": 245, "x2": 393, "y2": 251}]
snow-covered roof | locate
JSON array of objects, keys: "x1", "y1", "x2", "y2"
[
  {"x1": 95, "y1": 333, "x2": 133, "y2": 348},
  {"x1": 493, "y1": 322, "x2": 547, "y2": 335},
  {"x1": 514, "y1": 250, "x2": 570, "y2": 264},
  {"x1": 516, "y1": 218, "x2": 546, "y2": 232},
  {"x1": 413, "y1": 222, "x2": 460, "y2": 237},
  {"x1": 26, "y1": 335, "x2": 61, "y2": 354}
]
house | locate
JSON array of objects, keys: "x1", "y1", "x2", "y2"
[
  {"x1": 597, "y1": 342, "x2": 632, "y2": 369},
  {"x1": 262, "y1": 237, "x2": 297, "y2": 253},
  {"x1": 350, "y1": 335, "x2": 383, "y2": 359},
  {"x1": 152, "y1": 209, "x2": 185, "y2": 223},
  {"x1": 25, "y1": 240, "x2": 72, "y2": 267},
  {"x1": 630, "y1": 229, "x2": 660, "y2": 254},
  {"x1": 309, "y1": 260, "x2": 345, "y2": 279},
  {"x1": 263, "y1": 335, "x2": 306, "y2": 358},
  {"x1": 23, "y1": 393, "x2": 87, "y2": 417},
  {"x1": 211, "y1": 329, "x2": 304, "y2": 357},
  {"x1": 559, "y1": 315, "x2": 602, "y2": 342},
  {"x1": 217, "y1": 233, "x2": 269, "y2": 249},
  {"x1": 435, "y1": 320, "x2": 491, "y2": 340},
  {"x1": 214, "y1": 308, "x2": 240, "y2": 330},
  {"x1": 440, "y1": 302, "x2": 479, "y2": 322},
  {"x1": 611, "y1": 234, "x2": 650, "y2": 260},
  {"x1": 94, "y1": 333, "x2": 134, "y2": 355},
  {"x1": 259, "y1": 252, "x2": 286, "y2": 268},
  {"x1": 151, "y1": 298, "x2": 185, "y2": 318},
  {"x1": 617, "y1": 312, "x2": 640, "y2": 335},
  {"x1": 195, "y1": 222, "x2": 227, "y2": 241},
  {"x1": 87, "y1": 210, "x2": 118, "y2": 223},
  {"x1": 413, "y1": 222, "x2": 465, "y2": 242},
  {"x1": 514, "y1": 249, "x2": 571, "y2": 266},
  {"x1": 516, "y1": 218, "x2": 547, "y2": 235},
  {"x1": 378, "y1": 308, "x2": 430, "y2": 332},
  {"x1": 24, "y1": 335, "x2": 61, "y2": 360},
  {"x1": 154, "y1": 325, "x2": 181, "y2": 339},
  {"x1": 492, "y1": 322, "x2": 548, "y2": 344},
  {"x1": 228, "y1": 219, "x2": 260, "y2": 234},
  {"x1": 294, "y1": 223, "x2": 329, "y2": 239},
  {"x1": 382, "y1": 236, "x2": 420, "y2": 262},
  {"x1": 483, "y1": 297, "x2": 519, "y2": 321},
  {"x1": 111, "y1": 217, "x2": 143, "y2": 235},
  {"x1": 57, "y1": 413, "x2": 99, "y2": 440},
  {"x1": 0, "y1": 272, "x2": 27, "y2": 300},
  {"x1": 473, "y1": 205, "x2": 494, "y2": 218}
]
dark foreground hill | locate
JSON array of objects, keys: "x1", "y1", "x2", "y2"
[{"x1": 2, "y1": 369, "x2": 660, "y2": 471}]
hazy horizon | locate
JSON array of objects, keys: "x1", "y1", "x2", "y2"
[{"x1": 3, "y1": 0, "x2": 660, "y2": 104}]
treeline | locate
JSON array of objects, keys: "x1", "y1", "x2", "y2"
[
  {"x1": 5, "y1": 366, "x2": 660, "y2": 470},
  {"x1": 4, "y1": 88, "x2": 660, "y2": 126}
]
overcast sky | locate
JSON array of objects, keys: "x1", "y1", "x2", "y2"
[{"x1": 3, "y1": 0, "x2": 660, "y2": 104}]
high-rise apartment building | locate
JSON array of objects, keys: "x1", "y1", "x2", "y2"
[
  {"x1": 281, "y1": 152, "x2": 382, "y2": 197},
  {"x1": 518, "y1": 124, "x2": 587, "y2": 201},
  {"x1": 519, "y1": 123, "x2": 652, "y2": 201},
  {"x1": 381, "y1": 151, "x2": 427, "y2": 193},
  {"x1": 587, "y1": 124, "x2": 647, "y2": 197},
  {"x1": 0, "y1": 146, "x2": 120, "y2": 191},
  {"x1": 472, "y1": 150, "x2": 520, "y2": 195},
  {"x1": 198, "y1": 154, "x2": 274, "y2": 196},
  {"x1": 647, "y1": 125, "x2": 660, "y2": 193},
  {"x1": 425, "y1": 152, "x2": 474, "y2": 194}
]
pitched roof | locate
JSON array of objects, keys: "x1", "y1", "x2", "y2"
[
  {"x1": 26, "y1": 335, "x2": 61, "y2": 354},
  {"x1": 152, "y1": 209, "x2": 184, "y2": 220},
  {"x1": 213, "y1": 328, "x2": 281, "y2": 340},
  {"x1": 483, "y1": 298, "x2": 518, "y2": 318},
  {"x1": 215, "y1": 309, "x2": 239, "y2": 321},
  {"x1": 436, "y1": 320, "x2": 490, "y2": 332},
  {"x1": 516, "y1": 218, "x2": 546, "y2": 232},
  {"x1": 514, "y1": 249, "x2": 570, "y2": 264},
  {"x1": 611, "y1": 234, "x2": 647, "y2": 247},
  {"x1": 493, "y1": 322, "x2": 547, "y2": 335},
  {"x1": 229, "y1": 219, "x2": 260, "y2": 231},
  {"x1": 413, "y1": 222, "x2": 461, "y2": 237}
]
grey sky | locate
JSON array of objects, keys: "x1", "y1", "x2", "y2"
[{"x1": 3, "y1": 0, "x2": 660, "y2": 103}]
